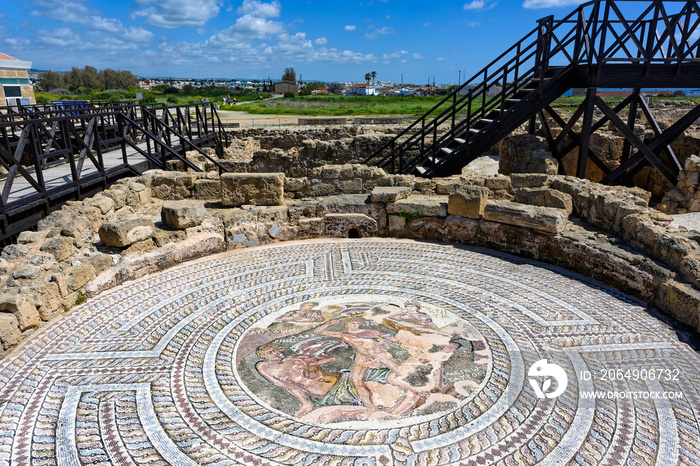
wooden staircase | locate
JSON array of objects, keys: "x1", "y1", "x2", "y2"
[{"x1": 366, "y1": 0, "x2": 700, "y2": 181}]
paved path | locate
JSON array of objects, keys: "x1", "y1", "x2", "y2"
[{"x1": 1, "y1": 238, "x2": 699, "y2": 465}]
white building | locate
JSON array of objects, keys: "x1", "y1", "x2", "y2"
[{"x1": 0, "y1": 52, "x2": 35, "y2": 108}]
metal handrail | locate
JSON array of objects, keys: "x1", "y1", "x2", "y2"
[{"x1": 366, "y1": 0, "x2": 700, "y2": 175}]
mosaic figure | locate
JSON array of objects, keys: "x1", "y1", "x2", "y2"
[{"x1": 238, "y1": 300, "x2": 488, "y2": 423}]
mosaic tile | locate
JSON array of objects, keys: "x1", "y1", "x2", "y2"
[{"x1": 1, "y1": 239, "x2": 699, "y2": 465}]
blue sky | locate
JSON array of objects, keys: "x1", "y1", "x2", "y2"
[{"x1": 1, "y1": 0, "x2": 589, "y2": 83}]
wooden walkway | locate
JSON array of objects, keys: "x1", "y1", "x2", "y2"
[
  {"x1": 0, "y1": 102, "x2": 226, "y2": 240},
  {"x1": 4, "y1": 142, "x2": 149, "y2": 206}
]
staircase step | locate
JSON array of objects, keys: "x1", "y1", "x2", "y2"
[
  {"x1": 479, "y1": 119, "x2": 494, "y2": 124},
  {"x1": 469, "y1": 128, "x2": 481, "y2": 134},
  {"x1": 441, "y1": 147, "x2": 454, "y2": 155},
  {"x1": 454, "y1": 138, "x2": 466, "y2": 144},
  {"x1": 415, "y1": 166, "x2": 428, "y2": 175}
]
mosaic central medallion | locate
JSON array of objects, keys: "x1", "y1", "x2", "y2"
[{"x1": 234, "y1": 297, "x2": 490, "y2": 426}]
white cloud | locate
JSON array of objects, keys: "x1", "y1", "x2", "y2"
[
  {"x1": 412, "y1": 53, "x2": 424, "y2": 59},
  {"x1": 214, "y1": 15, "x2": 285, "y2": 41},
  {"x1": 382, "y1": 50, "x2": 408, "y2": 59},
  {"x1": 468, "y1": 21, "x2": 481, "y2": 27},
  {"x1": 4, "y1": 37, "x2": 31, "y2": 47},
  {"x1": 237, "y1": 0, "x2": 281, "y2": 18},
  {"x1": 36, "y1": 27, "x2": 79, "y2": 47},
  {"x1": 90, "y1": 17, "x2": 124, "y2": 33},
  {"x1": 522, "y1": 0, "x2": 584, "y2": 8},
  {"x1": 464, "y1": 0, "x2": 497, "y2": 10},
  {"x1": 437, "y1": 57, "x2": 447, "y2": 61},
  {"x1": 134, "y1": 0, "x2": 221, "y2": 28},
  {"x1": 345, "y1": 25, "x2": 356, "y2": 31},
  {"x1": 314, "y1": 37, "x2": 328, "y2": 45},
  {"x1": 123, "y1": 27, "x2": 154, "y2": 43},
  {"x1": 365, "y1": 26, "x2": 394, "y2": 39}
]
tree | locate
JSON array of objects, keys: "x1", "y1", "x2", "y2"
[
  {"x1": 282, "y1": 67, "x2": 296, "y2": 83},
  {"x1": 371, "y1": 71, "x2": 377, "y2": 85},
  {"x1": 37, "y1": 70, "x2": 64, "y2": 91},
  {"x1": 364, "y1": 73, "x2": 371, "y2": 84}
]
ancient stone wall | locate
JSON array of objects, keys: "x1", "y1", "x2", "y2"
[{"x1": 3, "y1": 157, "x2": 700, "y2": 358}]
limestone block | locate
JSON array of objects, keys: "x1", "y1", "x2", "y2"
[
  {"x1": 161, "y1": 201, "x2": 206, "y2": 230},
  {"x1": 61, "y1": 218, "x2": 94, "y2": 248},
  {"x1": 370, "y1": 186, "x2": 411, "y2": 204},
  {"x1": 0, "y1": 294, "x2": 40, "y2": 331},
  {"x1": 484, "y1": 175, "x2": 512, "y2": 191},
  {"x1": 387, "y1": 196, "x2": 448, "y2": 218},
  {"x1": 36, "y1": 210, "x2": 73, "y2": 231},
  {"x1": 16, "y1": 230, "x2": 49, "y2": 244},
  {"x1": 89, "y1": 196, "x2": 115, "y2": 214},
  {"x1": 125, "y1": 183, "x2": 151, "y2": 206},
  {"x1": 288, "y1": 200, "x2": 318, "y2": 222},
  {"x1": 103, "y1": 187, "x2": 127, "y2": 209},
  {"x1": 86, "y1": 233, "x2": 225, "y2": 298},
  {"x1": 1, "y1": 244, "x2": 29, "y2": 260},
  {"x1": 499, "y1": 134, "x2": 558, "y2": 175},
  {"x1": 153, "y1": 227, "x2": 188, "y2": 248},
  {"x1": 340, "y1": 179, "x2": 364, "y2": 194},
  {"x1": 20, "y1": 282, "x2": 62, "y2": 321},
  {"x1": 510, "y1": 173, "x2": 552, "y2": 188},
  {"x1": 243, "y1": 205, "x2": 288, "y2": 223},
  {"x1": 98, "y1": 218, "x2": 155, "y2": 248},
  {"x1": 64, "y1": 263, "x2": 96, "y2": 292},
  {"x1": 82, "y1": 254, "x2": 116, "y2": 276},
  {"x1": 658, "y1": 281, "x2": 700, "y2": 330},
  {"x1": 316, "y1": 195, "x2": 387, "y2": 232},
  {"x1": 11, "y1": 265, "x2": 41, "y2": 280},
  {"x1": 324, "y1": 213, "x2": 378, "y2": 238},
  {"x1": 388, "y1": 215, "x2": 407, "y2": 234},
  {"x1": 448, "y1": 186, "x2": 490, "y2": 219},
  {"x1": 0, "y1": 259, "x2": 9, "y2": 275},
  {"x1": 512, "y1": 188, "x2": 573, "y2": 215},
  {"x1": 483, "y1": 201, "x2": 569, "y2": 234},
  {"x1": 443, "y1": 216, "x2": 480, "y2": 242},
  {"x1": 192, "y1": 179, "x2": 222, "y2": 201},
  {"x1": 0, "y1": 313, "x2": 21, "y2": 350},
  {"x1": 435, "y1": 179, "x2": 462, "y2": 195},
  {"x1": 122, "y1": 238, "x2": 156, "y2": 256},
  {"x1": 284, "y1": 177, "x2": 307, "y2": 193},
  {"x1": 221, "y1": 173, "x2": 284, "y2": 206},
  {"x1": 216, "y1": 208, "x2": 256, "y2": 227},
  {"x1": 298, "y1": 217, "x2": 325, "y2": 239},
  {"x1": 40, "y1": 237, "x2": 76, "y2": 262}
]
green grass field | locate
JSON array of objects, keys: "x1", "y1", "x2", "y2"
[
  {"x1": 221, "y1": 95, "x2": 452, "y2": 117},
  {"x1": 35, "y1": 88, "x2": 699, "y2": 118}
]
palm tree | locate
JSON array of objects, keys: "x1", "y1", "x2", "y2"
[
  {"x1": 370, "y1": 71, "x2": 377, "y2": 85},
  {"x1": 364, "y1": 73, "x2": 371, "y2": 84}
]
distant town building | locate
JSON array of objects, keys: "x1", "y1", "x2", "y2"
[
  {"x1": 347, "y1": 84, "x2": 377, "y2": 96},
  {"x1": 273, "y1": 81, "x2": 298, "y2": 94},
  {"x1": 0, "y1": 52, "x2": 35, "y2": 108}
]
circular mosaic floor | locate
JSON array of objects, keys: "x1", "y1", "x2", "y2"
[{"x1": 1, "y1": 238, "x2": 699, "y2": 465}]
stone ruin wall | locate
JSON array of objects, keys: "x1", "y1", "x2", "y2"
[{"x1": 2, "y1": 117, "x2": 700, "y2": 358}]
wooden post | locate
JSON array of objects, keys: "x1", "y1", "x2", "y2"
[{"x1": 577, "y1": 88, "x2": 597, "y2": 178}]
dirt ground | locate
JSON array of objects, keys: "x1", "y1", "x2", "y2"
[{"x1": 217, "y1": 110, "x2": 308, "y2": 128}]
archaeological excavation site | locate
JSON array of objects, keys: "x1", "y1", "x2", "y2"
[{"x1": 1, "y1": 1, "x2": 700, "y2": 464}]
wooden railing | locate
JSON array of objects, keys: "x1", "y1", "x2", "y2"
[{"x1": 366, "y1": 0, "x2": 700, "y2": 176}]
